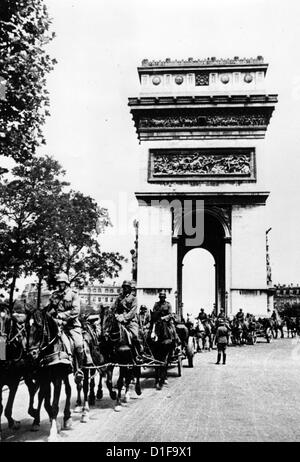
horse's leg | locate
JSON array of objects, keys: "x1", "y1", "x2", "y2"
[
  {"x1": 96, "y1": 371, "x2": 103, "y2": 400},
  {"x1": 89, "y1": 373, "x2": 96, "y2": 405},
  {"x1": 115, "y1": 368, "x2": 124, "y2": 411},
  {"x1": 74, "y1": 373, "x2": 83, "y2": 413},
  {"x1": 48, "y1": 375, "x2": 62, "y2": 442},
  {"x1": 123, "y1": 369, "x2": 131, "y2": 404},
  {"x1": 63, "y1": 375, "x2": 72, "y2": 430},
  {"x1": 281, "y1": 327, "x2": 284, "y2": 339},
  {"x1": 31, "y1": 378, "x2": 48, "y2": 431},
  {"x1": 4, "y1": 376, "x2": 21, "y2": 430},
  {"x1": 106, "y1": 366, "x2": 116, "y2": 400},
  {"x1": 24, "y1": 375, "x2": 39, "y2": 419},
  {"x1": 134, "y1": 367, "x2": 142, "y2": 396},
  {"x1": 81, "y1": 369, "x2": 90, "y2": 423}
]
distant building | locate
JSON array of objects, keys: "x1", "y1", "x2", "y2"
[
  {"x1": 19, "y1": 281, "x2": 122, "y2": 312},
  {"x1": 273, "y1": 284, "x2": 300, "y2": 315},
  {"x1": 79, "y1": 283, "x2": 122, "y2": 312}
]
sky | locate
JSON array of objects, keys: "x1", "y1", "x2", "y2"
[{"x1": 21, "y1": 0, "x2": 300, "y2": 312}]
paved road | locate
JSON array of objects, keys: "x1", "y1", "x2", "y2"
[{"x1": 2, "y1": 337, "x2": 300, "y2": 442}]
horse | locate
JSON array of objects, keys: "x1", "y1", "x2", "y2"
[
  {"x1": 230, "y1": 318, "x2": 244, "y2": 346},
  {"x1": 74, "y1": 313, "x2": 116, "y2": 422},
  {"x1": 104, "y1": 313, "x2": 142, "y2": 411},
  {"x1": 149, "y1": 311, "x2": 177, "y2": 390},
  {"x1": 0, "y1": 304, "x2": 27, "y2": 441},
  {"x1": 272, "y1": 315, "x2": 285, "y2": 339},
  {"x1": 285, "y1": 316, "x2": 297, "y2": 338},
  {"x1": 25, "y1": 307, "x2": 76, "y2": 441},
  {"x1": 195, "y1": 319, "x2": 213, "y2": 351}
]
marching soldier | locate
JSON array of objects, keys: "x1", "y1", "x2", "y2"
[
  {"x1": 48, "y1": 273, "x2": 84, "y2": 381},
  {"x1": 109, "y1": 280, "x2": 144, "y2": 362}
]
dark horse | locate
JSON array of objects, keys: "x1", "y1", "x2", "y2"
[
  {"x1": 0, "y1": 305, "x2": 27, "y2": 441},
  {"x1": 104, "y1": 313, "x2": 142, "y2": 412},
  {"x1": 149, "y1": 311, "x2": 176, "y2": 390},
  {"x1": 25, "y1": 308, "x2": 76, "y2": 441},
  {"x1": 74, "y1": 313, "x2": 116, "y2": 422}
]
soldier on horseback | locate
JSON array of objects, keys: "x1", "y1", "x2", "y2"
[
  {"x1": 48, "y1": 273, "x2": 84, "y2": 381},
  {"x1": 197, "y1": 308, "x2": 208, "y2": 322},
  {"x1": 152, "y1": 290, "x2": 181, "y2": 348},
  {"x1": 109, "y1": 280, "x2": 144, "y2": 362}
]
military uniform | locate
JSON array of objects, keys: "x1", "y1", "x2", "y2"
[
  {"x1": 109, "y1": 292, "x2": 144, "y2": 357},
  {"x1": 198, "y1": 310, "x2": 208, "y2": 322},
  {"x1": 215, "y1": 324, "x2": 229, "y2": 365},
  {"x1": 49, "y1": 287, "x2": 83, "y2": 352},
  {"x1": 152, "y1": 300, "x2": 179, "y2": 342},
  {"x1": 236, "y1": 311, "x2": 245, "y2": 322}
]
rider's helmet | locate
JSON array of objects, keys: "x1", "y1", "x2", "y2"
[
  {"x1": 140, "y1": 305, "x2": 147, "y2": 312},
  {"x1": 56, "y1": 273, "x2": 70, "y2": 285},
  {"x1": 159, "y1": 290, "x2": 167, "y2": 297},
  {"x1": 122, "y1": 280, "x2": 132, "y2": 288}
]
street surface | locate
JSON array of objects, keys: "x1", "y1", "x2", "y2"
[{"x1": 2, "y1": 336, "x2": 300, "y2": 442}]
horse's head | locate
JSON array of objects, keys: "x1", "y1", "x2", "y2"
[
  {"x1": 26, "y1": 308, "x2": 59, "y2": 362},
  {"x1": 0, "y1": 303, "x2": 27, "y2": 362}
]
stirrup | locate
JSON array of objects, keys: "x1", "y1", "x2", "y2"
[{"x1": 74, "y1": 369, "x2": 84, "y2": 383}]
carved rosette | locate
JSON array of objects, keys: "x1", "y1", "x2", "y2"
[
  {"x1": 149, "y1": 149, "x2": 255, "y2": 181},
  {"x1": 195, "y1": 72, "x2": 209, "y2": 86}
]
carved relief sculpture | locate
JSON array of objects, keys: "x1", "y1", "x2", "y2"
[
  {"x1": 152, "y1": 151, "x2": 253, "y2": 177},
  {"x1": 139, "y1": 113, "x2": 268, "y2": 129}
]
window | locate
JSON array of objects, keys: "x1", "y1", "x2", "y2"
[
  {"x1": 98, "y1": 297, "x2": 101, "y2": 302},
  {"x1": 110, "y1": 298, "x2": 114, "y2": 302},
  {"x1": 110, "y1": 289, "x2": 113, "y2": 293},
  {"x1": 105, "y1": 297, "x2": 108, "y2": 302},
  {"x1": 105, "y1": 289, "x2": 108, "y2": 293}
]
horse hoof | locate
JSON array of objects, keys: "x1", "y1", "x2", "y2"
[
  {"x1": 163, "y1": 379, "x2": 168, "y2": 385},
  {"x1": 31, "y1": 424, "x2": 40, "y2": 432},
  {"x1": 135, "y1": 384, "x2": 142, "y2": 396},
  {"x1": 9, "y1": 420, "x2": 21, "y2": 430},
  {"x1": 124, "y1": 393, "x2": 130, "y2": 403},
  {"x1": 48, "y1": 435, "x2": 59, "y2": 443},
  {"x1": 110, "y1": 391, "x2": 117, "y2": 400},
  {"x1": 156, "y1": 383, "x2": 162, "y2": 391},
  {"x1": 63, "y1": 418, "x2": 72, "y2": 430},
  {"x1": 80, "y1": 414, "x2": 89, "y2": 423},
  {"x1": 115, "y1": 405, "x2": 122, "y2": 412},
  {"x1": 96, "y1": 391, "x2": 103, "y2": 400},
  {"x1": 73, "y1": 405, "x2": 82, "y2": 413},
  {"x1": 88, "y1": 397, "x2": 95, "y2": 406}
]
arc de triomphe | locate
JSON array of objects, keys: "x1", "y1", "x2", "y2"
[{"x1": 128, "y1": 56, "x2": 278, "y2": 318}]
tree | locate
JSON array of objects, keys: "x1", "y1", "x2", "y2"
[
  {"x1": 43, "y1": 190, "x2": 125, "y2": 291},
  {"x1": 0, "y1": 0, "x2": 56, "y2": 162},
  {"x1": 0, "y1": 155, "x2": 67, "y2": 308}
]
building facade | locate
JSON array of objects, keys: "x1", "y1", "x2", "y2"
[{"x1": 20, "y1": 282, "x2": 122, "y2": 311}]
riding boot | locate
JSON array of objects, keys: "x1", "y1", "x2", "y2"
[
  {"x1": 216, "y1": 352, "x2": 221, "y2": 364},
  {"x1": 74, "y1": 350, "x2": 84, "y2": 383},
  {"x1": 223, "y1": 353, "x2": 226, "y2": 365},
  {"x1": 133, "y1": 339, "x2": 144, "y2": 364}
]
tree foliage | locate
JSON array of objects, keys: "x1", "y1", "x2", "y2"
[
  {"x1": 0, "y1": 0, "x2": 56, "y2": 161},
  {"x1": 0, "y1": 156, "x2": 126, "y2": 308}
]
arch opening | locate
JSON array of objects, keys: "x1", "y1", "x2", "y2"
[{"x1": 181, "y1": 248, "x2": 216, "y2": 320}]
